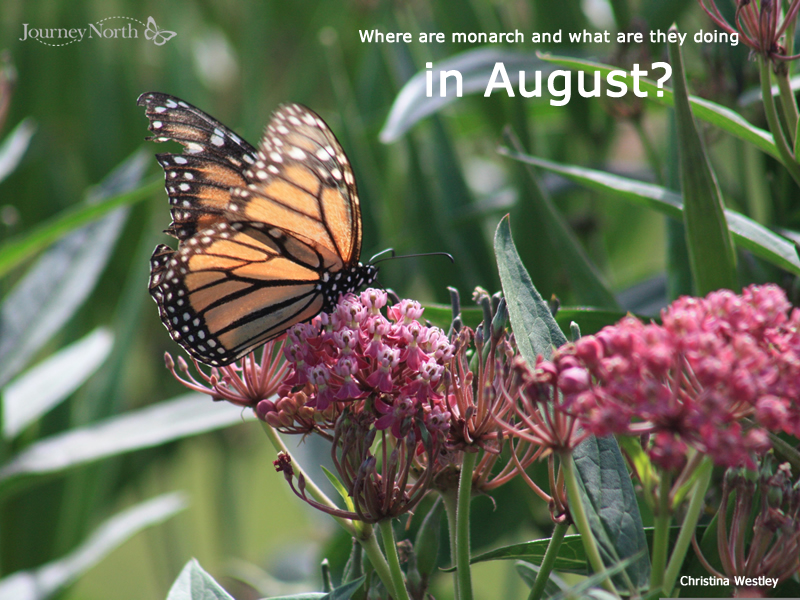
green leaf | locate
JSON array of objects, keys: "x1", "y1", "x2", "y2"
[
  {"x1": 0, "y1": 118, "x2": 36, "y2": 184},
  {"x1": 0, "y1": 492, "x2": 186, "y2": 600},
  {"x1": 494, "y1": 215, "x2": 567, "y2": 362},
  {"x1": 0, "y1": 158, "x2": 159, "y2": 279},
  {"x1": 0, "y1": 152, "x2": 149, "y2": 387},
  {"x1": 321, "y1": 466, "x2": 355, "y2": 513},
  {"x1": 668, "y1": 32, "x2": 737, "y2": 295},
  {"x1": 2, "y1": 327, "x2": 113, "y2": 439},
  {"x1": 548, "y1": 551, "x2": 647, "y2": 600},
  {"x1": 497, "y1": 149, "x2": 800, "y2": 277},
  {"x1": 254, "y1": 577, "x2": 366, "y2": 600},
  {"x1": 514, "y1": 561, "x2": 566, "y2": 596},
  {"x1": 413, "y1": 498, "x2": 443, "y2": 578},
  {"x1": 379, "y1": 49, "x2": 547, "y2": 142},
  {"x1": 258, "y1": 595, "x2": 325, "y2": 600},
  {"x1": 0, "y1": 394, "x2": 255, "y2": 489},
  {"x1": 323, "y1": 576, "x2": 366, "y2": 600},
  {"x1": 167, "y1": 559, "x2": 235, "y2": 600},
  {"x1": 572, "y1": 436, "x2": 650, "y2": 591},
  {"x1": 463, "y1": 534, "x2": 588, "y2": 572},
  {"x1": 538, "y1": 54, "x2": 779, "y2": 160},
  {"x1": 502, "y1": 130, "x2": 620, "y2": 310}
]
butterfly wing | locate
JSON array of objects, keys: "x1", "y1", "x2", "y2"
[
  {"x1": 149, "y1": 221, "x2": 326, "y2": 365},
  {"x1": 232, "y1": 104, "x2": 363, "y2": 269},
  {"x1": 138, "y1": 92, "x2": 259, "y2": 240},
  {"x1": 141, "y1": 94, "x2": 371, "y2": 366}
]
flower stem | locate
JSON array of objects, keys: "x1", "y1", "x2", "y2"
[
  {"x1": 775, "y1": 66, "x2": 799, "y2": 147},
  {"x1": 527, "y1": 520, "x2": 569, "y2": 600},
  {"x1": 560, "y1": 452, "x2": 620, "y2": 598},
  {"x1": 662, "y1": 456, "x2": 713, "y2": 597},
  {"x1": 358, "y1": 525, "x2": 397, "y2": 599},
  {"x1": 456, "y1": 450, "x2": 477, "y2": 600},
  {"x1": 260, "y1": 422, "x2": 395, "y2": 593},
  {"x1": 379, "y1": 519, "x2": 410, "y2": 600},
  {"x1": 259, "y1": 422, "x2": 353, "y2": 532},
  {"x1": 759, "y1": 56, "x2": 800, "y2": 187},
  {"x1": 441, "y1": 488, "x2": 460, "y2": 599},
  {"x1": 649, "y1": 470, "x2": 673, "y2": 590}
]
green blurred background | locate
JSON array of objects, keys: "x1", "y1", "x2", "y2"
[{"x1": 0, "y1": 0, "x2": 795, "y2": 598}]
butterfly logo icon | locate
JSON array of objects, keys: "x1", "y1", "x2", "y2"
[{"x1": 144, "y1": 17, "x2": 176, "y2": 46}]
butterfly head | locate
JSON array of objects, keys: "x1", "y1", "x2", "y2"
[{"x1": 320, "y1": 262, "x2": 379, "y2": 313}]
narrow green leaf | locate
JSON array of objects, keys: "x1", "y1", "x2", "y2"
[
  {"x1": 503, "y1": 129, "x2": 620, "y2": 310},
  {"x1": 413, "y1": 498, "x2": 443, "y2": 578},
  {"x1": 3, "y1": 327, "x2": 113, "y2": 439},
  {"x1": 572, "y1": 436, "x2": 651, "y2": 591},
  {"x1": 0, "y1": 151, "x2": 149, "y2": 387},
  {"x1": 497, "y1": 149, "x2": 800, "y2": 277},
  {"x1": 324, "y1": 575, "x2": 366, "y2": 600},
  {"x1": 0, "y1": 492, "x2": 187, "y2": 600},
  {"x1": 320, "y1": 466, "x2": 355, "y2": 513},
  {"x1": 379, "y1": 49, "x2": 548, "y2": 142},
  {"x1": 0, "y1": 118, "x2": 36, "y2": 184},
  {"x1": 0, "y1": 170, "x2": 159, "y2": 279},
  {"x1": 0, "y1": 394, "x2": 255, "y2": 488},
  {"x1": 259, "y1": 594, "x2": 325, "y2": 600},
  {"x1": 167, "y1": 559, "x2": 235, "y2": 600},
  {"x1": 494, "y1": 215, "x2": 567, "y2": 363},
  {"x1": 462, "y1": 534, "x2": 588, "y2": 572},
  {"x1": 514, "y1": 561, "x2": 566, "y2": 596},
  {"x1": 549, "y1": 552, "x2": 646, "y2": 600},
  {"x1": 538, "y1": 54, "x2": 779, "y2": 160},
  {"x1": 668, "y1": 30, "x2": 737, "y2": 295}
]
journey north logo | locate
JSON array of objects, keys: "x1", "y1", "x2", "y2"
[{"x1": 20, "y1": 16, "x2": 176, "y2": 47}]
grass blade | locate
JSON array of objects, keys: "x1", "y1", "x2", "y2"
[
  {"x1": 538, "y1": 54, "x2": 779, "y2": 161},
  {"x1": 0, "y1": 394, "x2": 254, "y2": 489},
  {"x1": 497, "y1": 149, "x2": 800, "y2": 277},
  {"x1": 2, "y1": 328, "x2": 113, "y2": 439},
  {"x1": 0, "y1": 492, "x2": 187, "y2": 600},
  {"x1": 668, "y1": 30, "x2": 737, "y2": 294}
]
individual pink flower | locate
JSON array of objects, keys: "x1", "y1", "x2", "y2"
[{"x1": 166, "y1": 338, "x2": 289, "y2": 408}]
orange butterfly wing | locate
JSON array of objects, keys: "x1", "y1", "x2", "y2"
[{"x1": 139, "y1": 93, "x2": 376, "y2": 366}]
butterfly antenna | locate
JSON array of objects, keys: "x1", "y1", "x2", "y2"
[
  {"x1": 372, "y1": 251, "x2": 454, "y2": 265},
  {"x1": 369, "y1": 248, "x2": 396, "y2": 263}
]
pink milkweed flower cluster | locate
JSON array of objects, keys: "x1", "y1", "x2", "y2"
[
  {"x1": 552, "y1": 284, "x2": 800, "y2": 469},
  {"x1": 261, "y1": 289, "x2": 455, "y2": 442}
]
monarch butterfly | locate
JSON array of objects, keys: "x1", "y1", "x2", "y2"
[{"x1": 138, "y1": 92, "x2": 378, "y2": 367}]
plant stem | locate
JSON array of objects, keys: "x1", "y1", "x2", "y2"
[
  {"x1": 259, "y1": 422, "x2": 354, "y2": 533},
  {"x1": 357, "y1": 526, "x2": 396, "y2": 599},
  {"x1": 759, "y1": 56, "x2": 800, "y2": 187},
  {"x1": 441, "y1": 488, "x2": 460, "y2": 599},
  {"x1": 259, "y1": 422, "x2": 396, "y2": 594},
  {"x1": 527, "y1": 520, "x2": 569, "y2": 600},
  {"x1": 560, "y1": 452, "x2": 620, "y2": 598},
  {"x1": 456, "y1": 450, "x2": 477, "y2": 600},
  {"x1": 649, "y1": 471, "x2": 673, "y2": 590},
  {"x1": 775, "y1": 67, "x2": 799, "y2": 147},
  {"x1": 379, "y1": 520, "x2": 410, "y2": 600},
  {"x1": 662, "y1": 456, "x2": 714, "y2": 597}
]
